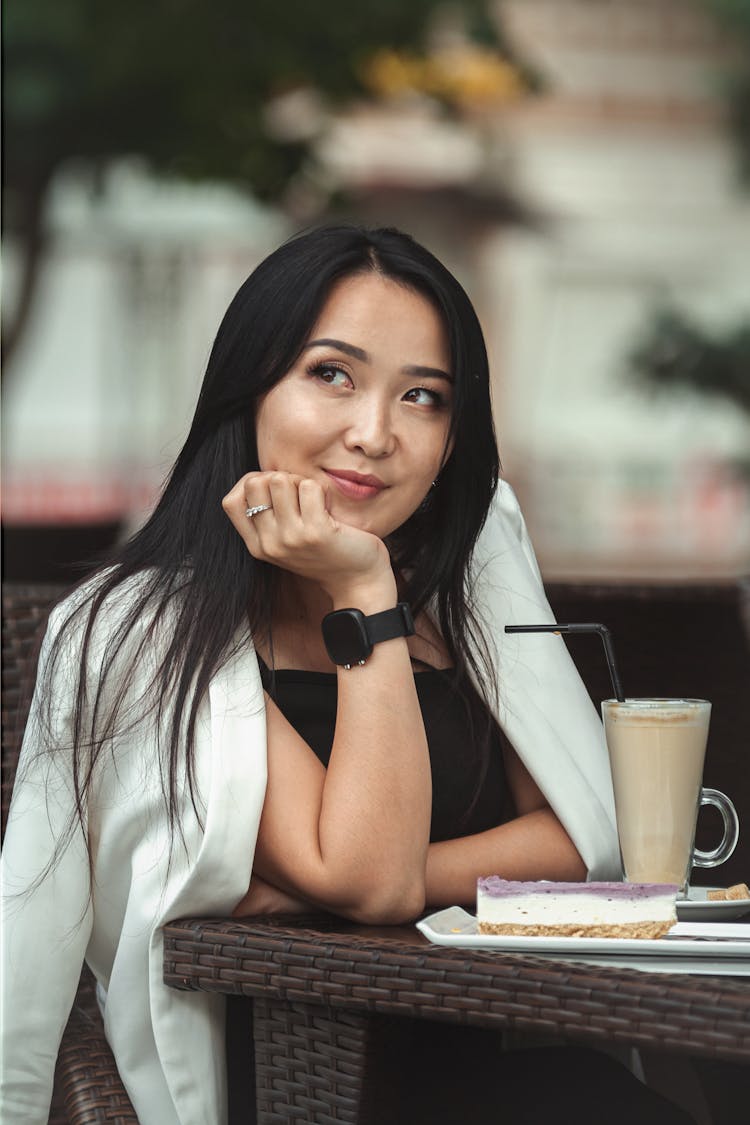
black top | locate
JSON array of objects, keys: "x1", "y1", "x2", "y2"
[{"x1": 259, "y1": 661, "x2": 515, "y2": 843}]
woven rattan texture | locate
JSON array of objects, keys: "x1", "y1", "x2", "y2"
[
  {"x1": 254, "y1": 997, "x2": 369, "y2": 1124},
  {"x1": 2, "y1": 583, "x2": 138, "y2": 1124},
  {"x1": 58, "y1": 998, "x2": 139, "y2": 1124},
  {"x1": 165, "y1": 916, "x2": 750, "y2": 1067},
  {"x1": 1, "y1": 582, "x2": 64, "y2": 838}
]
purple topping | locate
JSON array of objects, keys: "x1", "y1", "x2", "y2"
[{"x1": 477, "y1": 877, "x2": 679, "y2": 898}]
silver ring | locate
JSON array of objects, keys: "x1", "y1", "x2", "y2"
[{"x1": 245, "y1": 503, "x2": 272, "y2": 519}]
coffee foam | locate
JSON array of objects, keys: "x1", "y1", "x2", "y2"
[
  {"x1": 605, "y1": 710, "x2": 701, "y2": 726},
  {"x1": 605, "y1": 700, "x2": 708, "y2": 727}
]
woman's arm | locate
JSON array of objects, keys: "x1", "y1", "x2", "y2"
[
  {"x1": 424, "y1": 741, "x2": 586, "y2": 907},
  {"x1": 223, "y1": 473, "x2": 433, "y2": 925},
  {"x1": 252, "y1": 628, "x2": 432, "y2": 924},
  {"x1": 233, "y1": 873, "x2": 313, "y2": 916},
  {"x1": 242, "y1": 735, "x2": 587, "y2": 917}
]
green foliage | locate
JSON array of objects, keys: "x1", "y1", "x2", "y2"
[
  {"x1": 623, "y1": 9, "x2": 750, "y2": 420},
  {"x1": 3, "y1": 0, "x2": 504, "y2": 206},
  {"x1": 700, "y1": 0, "x2": 750, "y2": 182},
  {"x1": 3, "y1": 0, "x2": 515, "y2": 369},
  {"x1": 630, "y1": 309, "x2": 750, "y2": 415},
  {"x1": 702, "y1": 0, "x2": 750, "y2": 27}
]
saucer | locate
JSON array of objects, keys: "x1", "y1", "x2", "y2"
[{"x1": 676, "y1": 886, "x2": 750, "y2": 921}]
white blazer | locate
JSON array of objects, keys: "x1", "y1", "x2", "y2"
[{"x1": 0, "y1": 481, "x2": 619, "y2": 1124}]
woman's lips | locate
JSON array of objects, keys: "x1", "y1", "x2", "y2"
[{"x1": 324, "y1": 469, "x2": 385, "y2": 500}]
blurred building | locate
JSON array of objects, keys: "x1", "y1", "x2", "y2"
[
  {"x1": 491, "y1": 0, "x2": 750, "y2": 578},
  {"x1": 2, "y1": 166, "x2": 289, "y2": 577},
  {"x1": 3, "y1": 0, "x2": 749, "y2": 580}
]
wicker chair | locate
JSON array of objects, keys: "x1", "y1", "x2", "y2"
[
  {"x1": 546, "y1": 579, "x2": 750, "y2": 888},
  {"x1": 1, "y1": 582, "x2": 138, "y2": 1125}
]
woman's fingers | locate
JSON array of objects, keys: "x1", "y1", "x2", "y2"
[
  {"x1": 297, "y1": 477, "x2": 332, "y2": 527},
  {"x1": 232, "y1": 874, "x2": 312, "y2": 917},
  {"x1": 222, "y1": 473, "x2": 271, "y2": 551},
  {"x1": 266, "y1": 472, "x2": 303, "y2": 524},
  {"x1": 222, "y1": 470, "x2": 387, "y2": 593},
  {"x1": 223, "y1": 471, "x2": 323, "y2": 562}
]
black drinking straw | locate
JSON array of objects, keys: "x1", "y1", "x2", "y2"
[{"x1": 504, "y1": 623, "x2": 626, "y2": 702}]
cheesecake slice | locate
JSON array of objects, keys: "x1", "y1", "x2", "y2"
[{"x1": 477, "y1": 878, "x2": 679, "y2": 939}]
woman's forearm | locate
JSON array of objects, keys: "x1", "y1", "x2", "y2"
[
  {"x1": 319, "y1": 646, "x2": 432, "y2": 918},
  {"x1": 425, "y1": 808, "x2": 587, "y2": 908},
  {"x1": 256, "y1": 577, "x2": 433, "y2": 924}
]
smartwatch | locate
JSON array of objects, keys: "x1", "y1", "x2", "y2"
[{"x1": 322, "y1": 603, "x2": 415, "y2": 669}]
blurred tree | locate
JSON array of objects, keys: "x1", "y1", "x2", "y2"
[
  {"x1": 630, "y1": 310, "x2": 750, "y2": 416},
  {"x1": 701, "y1": 0, "x2": 750, "y2": 182},
  {"x1": 630, "y1": 6, "x2": 750, "y2": 429},
  {"x1": 2, "y1": 0, "x2": 515, "y2": 371}
]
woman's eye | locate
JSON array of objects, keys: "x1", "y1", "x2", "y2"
[
  {"x1": 309, "y1": 363, "x2": 351, "y2": 387},
  {"x1": 403, "y1": 386, "x2": 445, "y2": 407}
]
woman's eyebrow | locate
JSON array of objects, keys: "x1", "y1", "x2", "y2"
[
  {"x1": 402, "y1": 364, "x2": 453, "y2": 384},
  {"x1": 305, "y1": 338, "x2": 453, "y2": 383},
  {"x1": 304, "y1": 338, "x2": 368, "y2": 362}
]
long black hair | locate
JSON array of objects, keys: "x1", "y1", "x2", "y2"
[{"x1": 38, "y1": 225, "x2": 501, "y2": 854}]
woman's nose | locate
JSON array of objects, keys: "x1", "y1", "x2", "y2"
[{"x1": 343, "y1": 398, "x2": 396, "y2": 458}]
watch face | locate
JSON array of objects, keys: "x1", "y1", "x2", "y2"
[{"x1": 322, "y1": 609, "x2": 372, "y2": 667}]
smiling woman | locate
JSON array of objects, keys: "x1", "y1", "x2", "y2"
[
  {"x1": 1, "y1": 227, "x2": 693, "y2": 1125},
  {"x1": 253, "y1": 274, "x2": 452, "y2": 539}
]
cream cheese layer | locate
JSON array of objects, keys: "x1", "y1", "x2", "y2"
[{"x1": 476, "y1": 878, "x2": 678, "y2": 926}]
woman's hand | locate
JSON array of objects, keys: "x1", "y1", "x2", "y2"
[
  {"x1": 222, "y1": 471, "x2": 394, "y2": 604},
  {"x1": 232, "y1": 873, "x2": 313, "y2": 917}
]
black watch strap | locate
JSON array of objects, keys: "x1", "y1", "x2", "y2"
[{"x1": 366, "y1": 604, "x2": 415, "y2": 645}]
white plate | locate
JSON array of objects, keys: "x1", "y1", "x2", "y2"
[
  {"x1": 416, "y1": 907, "x2": 750, "y2": 976},
  {"x1": 677, "y1": 886, "x2": 750, "y2": 921}
]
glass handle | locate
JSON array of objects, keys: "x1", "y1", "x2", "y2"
[{"x1": 692, "y1": 788, "x2": 740, "y2": 868}]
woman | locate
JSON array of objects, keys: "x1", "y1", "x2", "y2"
[{"x1": 3, "y1": 226, "x2": 656, "y2": 1124}]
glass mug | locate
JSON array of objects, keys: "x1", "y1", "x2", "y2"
[{"x1": 602, "y1": 698, "x2": 739, "y2": 892}]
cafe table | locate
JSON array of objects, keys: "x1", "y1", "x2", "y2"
[{"x1": 163, "y1": 909, "x2": 750, "y2": 1124}]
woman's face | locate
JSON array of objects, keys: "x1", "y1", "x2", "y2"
[{"x1": 255, "y1": 272, "x2": 453, "y2": 539}]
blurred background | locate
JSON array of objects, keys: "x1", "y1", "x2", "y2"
[{"x1": 3, "y1": 0, "x2": 750, "y2": 583}]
